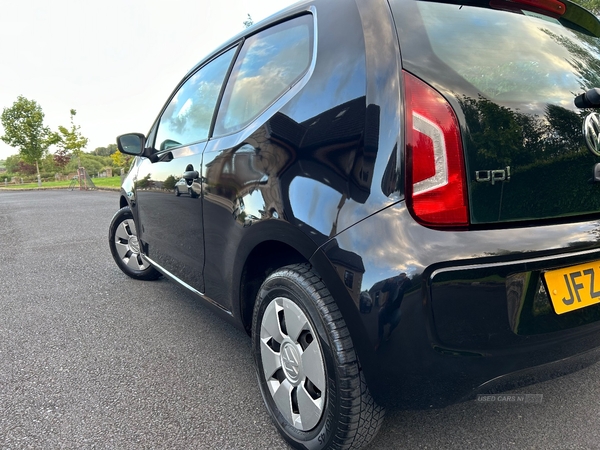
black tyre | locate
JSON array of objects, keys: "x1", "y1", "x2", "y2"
[
  {"x1": 252, "y1": 264, "x2": 384, "y2": 450},
  {"x1": 108, "y1": 206, "x2": 160, "y2": 281}
]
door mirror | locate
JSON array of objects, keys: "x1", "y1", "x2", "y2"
[{"x1": 117, "y1": 133, "x2": 146, "y2": 156}]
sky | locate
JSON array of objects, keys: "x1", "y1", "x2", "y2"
[{"x1": 0, "y1": 0, "x2": 298, "y2": 160}]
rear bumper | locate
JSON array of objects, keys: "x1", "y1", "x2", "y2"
[
  {"x1": 317, "y1": 202, "x2": 600, "y2": 408},
  {"x1": 379, "y1": 248, "x2": 600, "y2": 407},
  {"x1": 373, "y1": 293, "x2": 600, "y2": 408},
  {"x1": 470, "y1": 342, "x2": 600, "y2": 400}
]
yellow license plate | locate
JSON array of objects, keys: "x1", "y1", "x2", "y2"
[{"x1": 544, "y1": 260, "x2": 600, "y2": 315}]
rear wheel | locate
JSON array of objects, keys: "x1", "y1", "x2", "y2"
[
  {"x1": 252, "y1": 264, "x2": 384, "y2": 450},
  {"x1": 108, "y1": 206, "x2": 160, "y2": 281}
]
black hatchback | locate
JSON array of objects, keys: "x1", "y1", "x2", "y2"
[{"x1": 110, "y1": 0, "x2": 600, "y2": 448}]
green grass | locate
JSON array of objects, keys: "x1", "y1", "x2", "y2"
[
  {"x1": 91, "y1": 177, "x2": 123, "y2": 188},
  {"x1": 0, "y1": 176, "x2": 122, "y2": 190}
]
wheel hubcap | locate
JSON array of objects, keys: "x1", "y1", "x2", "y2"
[
  {"x1": 129, "y1": 235, "x2": 140, "y2": 253},
  {"x1": 280, "y1": 341, "x2": 303, "y2": 385},
  {"x1": 260, "y1": 297, "x2": 326, "y2": 431},
  {"x1": 114, "y1": 219, "x2": 150, "y2": 271}
]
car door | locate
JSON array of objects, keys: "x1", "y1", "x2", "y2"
[{"x1": 135, "y1": 46, "x2": 237, "y2": 294}]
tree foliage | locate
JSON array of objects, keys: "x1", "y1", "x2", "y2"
[
  {"x1": 135, "y1": 173, "x2": 152, "y2": 189},
  {"x1": 53, "y1": 147, "x2": 71, "y2": 169},
  {"x1": 56, "y1": 109, "x2": 88, "y2": 166},
  {"x1": 163, "y1": 175, "x2": 177, "y2": 190},
  {"x1": 91, "y1": 144, "x2": 117, "y2": 156},
  {"x1": 4, "y1": 155, "x2": 21, "y2": 174},
  {"x1": 243, "y1": 14, "x2": 253, "y2": 28},
  {"x1": 0, "y1": 96, "x2": 57, "y2": 185},
  {"x1": 576, "y1": 0, "x2": 600, "y2": 15},
  {"x1": 110, "y1": 149, "x2": 132, "y2": 169},
  {"x1": 65, "y1": 154, "x2": 111, "y2": 175}
]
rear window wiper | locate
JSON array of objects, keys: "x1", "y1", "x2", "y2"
[{"x1": 575, "y1": 88, "x2": 600, "y2": 108}]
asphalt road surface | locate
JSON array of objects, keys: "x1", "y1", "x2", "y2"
[{"x1": 1, "y1": 189, "x2": 600, "y2": 450}]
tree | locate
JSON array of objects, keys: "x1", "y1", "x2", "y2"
[
  {"x1": 135, "y1": 173, "x2": 151, "y2": 189},
  {"x1": 41, "y1": 153, "x2": 60, "y2": 176},
  {"x1": 4, "y1": 154, "x2": 21, "y2": 174},
  {"x1": 56, "y1": 109, "x2": 88, "y2": 169},
  {"x1": 1, "y1": 96, "x2": 56, "y2": 186},
  {"x1": 91, "y1": 143, "x2": 117, "y2": 156},
  {"x1": 576, "y1": 0, "x2": 600, "y2": 14},
  {"x1": 53, "y1": 147, "x2": 71, "y2": 170},
  {"x1": 163, "y1": 175, "x2": 177, "y2": 190},
  {"x1": 65, "y1": 153, "x2": 111, "y2": 175},
  {"x1": 110, "y1": 149, "x2": 132, "y2": 169},
  {"x1": 243, "y1": 14, "x2": 253, "y2": 28},
  {"x1": 18, "y1": 160, "x2": 37, "y2": 175}
]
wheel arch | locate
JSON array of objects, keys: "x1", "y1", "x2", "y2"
[
  {"x1": 233, "y1": 223, "x2": 379, "y2": 400},
  {"x1": 238, "y1": 239, "x2": 308, "y2": 335},
  {"x1": 119, "y1": 194, "x2": 128, "y2": 209}
]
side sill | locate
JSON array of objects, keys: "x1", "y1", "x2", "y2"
[{"x1": 142, "y1": 255, "x2": 233, "y2": 316}]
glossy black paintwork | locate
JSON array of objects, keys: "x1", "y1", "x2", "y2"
[
  {"x1": 320, "y1": 202, "x2": 600, "y2": 405},
  {"x1": 134, "y1": 142, "x2": 206, "y2": 293},
  {"x1": 200, "y1": 0, "x2": 374, "y2": 312},
  {"x1": 117, "y1": 0, "x2": 600, "y2": 408}
]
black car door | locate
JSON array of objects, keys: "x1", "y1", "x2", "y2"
[{"x1": 135, "y1": 47, "x2": 236, "y2": 294}]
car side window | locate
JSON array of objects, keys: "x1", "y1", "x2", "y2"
[
  {"x1": 213, "y1": 15, "x2": 313, "y2": 136},
  {"x1": 154, "y1": 47, "x2": 236, "y2": 151}
]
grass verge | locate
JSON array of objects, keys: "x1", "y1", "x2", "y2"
[{"x1": 0, "y1": 176, "x2": 122, "y2": 190}]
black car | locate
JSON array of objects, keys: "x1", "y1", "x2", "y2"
[{"x1": 109, "y1": 0, "x2": 600, "y2": 448}]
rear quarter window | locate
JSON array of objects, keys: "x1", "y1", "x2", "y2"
[{"x1": 213, "y1": 14, "x2": 314, "y2": 136}]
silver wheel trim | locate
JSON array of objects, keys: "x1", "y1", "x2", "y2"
[
  {"x1": 114, "y1": 219, "x2": 150, "y2": 271},
  {"x1": 260, "y1": 296, "x2": 326, "y2": 431}
]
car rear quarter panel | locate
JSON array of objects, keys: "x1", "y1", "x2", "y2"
[{"x1": 200, "y1": 0, "x2": 402, "y2": 311}]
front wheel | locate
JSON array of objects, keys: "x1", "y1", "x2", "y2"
[
  {"x1": 108, "y1": 206, "x2": 160, "y2": 281},
  {"x1": 252, "y1": 264, "x2": 384, "y2": 450}
]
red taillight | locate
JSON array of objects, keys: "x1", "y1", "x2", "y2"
[{"x1": 404, "y1": 71, "x2": 469, "y2": 228}]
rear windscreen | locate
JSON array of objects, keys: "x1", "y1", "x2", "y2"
[{"x1": 416, "y1": 2, "x2": 600, "y2": 105}]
